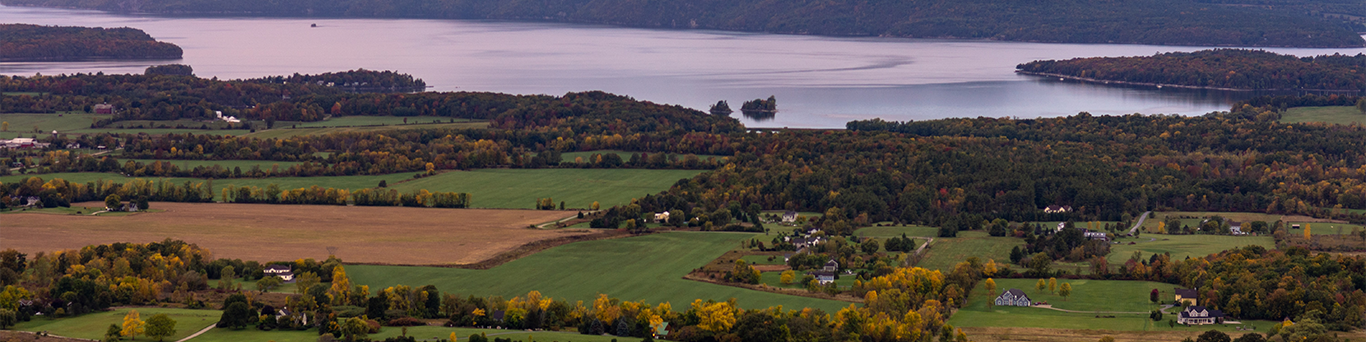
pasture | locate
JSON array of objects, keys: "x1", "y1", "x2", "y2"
[
  {"x1": 13, "y1": 307, "x2": 219, "y2": 341},
  {"x1": 244, "y1": 121, "x2": 487, "y2": 139},
  {"x1": 191, "y1": 324, "x2": 628, "y2": 342},
  {"x1": 292, "y1": 115, "x2": 466, "y2": 127},
  {"x1": 127, "y1": 159, "x2": 306, "y2": 170},
  {"x1": 917, "y1": 231, "x2": 1022, "y2": 271},
  {"x1": 560, "y1": 150, "x2": 725, "y2": 162},
  {"x1": 1, "y1": 202, "x2": 581, "y2": 265},
  {"x1": 0, "y1": 112, "x2": 106, "y2": 139},
  {"x1": 1282, "y1": 106, "x2": 1366, "y2": 125},
  {"x1": 1107, "y1": 234, "x2": 1274, "y2": 266},
  {"x1": 1284, "y1": 221, "x2": 1364, "y2": 235},
  {"x1": 951, "y1": 279, "x2": 1279, "y2": 332},
  {"x1": 0, "y1": 172, "x2": 413, "y2": 202},
  {"x1": 347, "y1": 231, "x2": 850, "y2": 312},
  {"x1": 1135, "y1": 212, "x2": 1329, "y2": 232},
  {"x1": 391, "y1": 168, "x2": 705, "y2": 209}
]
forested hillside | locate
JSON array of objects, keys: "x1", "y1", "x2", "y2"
[
  {"x1": 1, "y1": 0, "x2": 1362, "y2": 47},
  {"x1": 1018, "y1": 49, "x2": 1366, "y2": 91},
  {"x1": 0, "y1": 24, "x2": 182, "y2": 61}
]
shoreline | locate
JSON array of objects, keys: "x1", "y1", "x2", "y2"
[{"x1": 1015, "y1": 70, "x2": 1365, "y2": 94}]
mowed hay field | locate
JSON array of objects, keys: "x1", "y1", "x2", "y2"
[
  {"x1": 1106, "y1": 234, "x2": 1273, "y2": 266},
  {"x1": 1, "y1": 202, "x2": 580, "y2": 265},
  {"x1": 348, "y1": 232, "x2": 850, "y2": 312},
  {"x1": 917, "y1": 231, "x2": 1022, "y2": 271},
  {"x1": 14, "y1": 307, "x2": 218, "y2": 341},
  {"x1": 391, "y1": 168, "x2": 705, "y2": 209},
  {"x1": 1282, "y1": 106, "x2": 1366, "y2": 125}
]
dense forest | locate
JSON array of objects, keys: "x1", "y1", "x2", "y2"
[
  {"x1": 0, "y1": 24, "x2": 182, "y2": 61},
  {"x1": 1, "y1": 0, "x2": 1363, "y2": 47},
  {"x1": 1017, "y1": 49, "x2": 1366, "y2": 91}
]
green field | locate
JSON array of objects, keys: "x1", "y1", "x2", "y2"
[
  {"x1": 243, "y1": 121, "x2": 487, "y2": 139},
  {"x1": 0, "y1": 112, "x2": 107, "y2": 139},
  {"x1": 1137, "y1": 212, "x2": 1288, "y2": 232},
  {"x1": 293, "y1": 116, "x2": 467, "y2": 128},
  {"x1": 854, "y1": 225, "x2": 939, "y2": 238},
  {"x1": 348, "y1": 232, "x2": 848, "y2": 313},
  {"x1": 1107, "y1": 234, "x2": 1274, "y2": 266},
  {"x1": 128, "y1": 159, "x2": 307, "y2": 170},
  {"x1": 390, "y1": 168, "x2": 704, "y2": 209},
  {"x1": 13, "y1": 307, "x2": 219, "y2": 341},
  {"x1": 951, "y1": 279, "x2": 1278, "y2": 332},
  {"x1": 192, "y1": 324, "x2": 628, "y2": 342},
  {"x1": 0, "y1": 172, "x2": 411, "y2": 202},
  {"x1": 560, "y1": 150, "x2": 725, "y2": 163},
  {"x1": 1282, "y1": 106, "x2": 1366, "y2": 125},
  {"x1": 917, "y1": 231, "x2": 1022, "y2": 271},
  {"x1": 1285, "y1": 222, "x2": 1364, "y2": 235}
]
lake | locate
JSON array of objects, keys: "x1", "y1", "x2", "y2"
[{"x1": 3, "y1": 5, "x2": 1365, "y2": 128}]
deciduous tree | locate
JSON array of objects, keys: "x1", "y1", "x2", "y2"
[
  {"x1": 121, "y1": 310, "x2": 144, "y2": 339},
  {"x1": 144, "y1": 313, "x2": 176, "y2": 341}
]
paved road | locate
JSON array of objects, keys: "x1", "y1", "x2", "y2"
[{"x1": 1128, "y1": 211, "x2": 1153, "y2": 235}]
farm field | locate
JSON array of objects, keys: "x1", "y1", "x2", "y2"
[
  {"x1": 951, "y1": 279, "x2": 1279, "y2": 332},
  {"x1": 243, "y1": 121, "x2": 487, "y2": 139},
  {"x1": 1282, "y1": 106, "x2": 1366, "y2": 125},
  {"x1": 391, "y1": 168, "x2": 705, "y2": 209},
  {"x1": 917, "y1": 231, "x2": 1022, "y2": 271},
  {"x1": 0, "y1": 202, "x2": 580, "y2": 265},
  {"x1": 1106, "y1": 234, "x2": 1274, "y2": 266},
  {"x1": 0, "y1": 172, "x2": 413, "y2": 201},
  {"x1": 293, "y1": 116, "x2": 473, "y2": 127},
  {"x1": 981, "y1": 278, "x2": 1174, "y2": 313},
  {"x1": 1284, "y1": 221, "x2": 1364, "y2": 235},
  {"x1": 190, "y1": 324, "x2": 628, "y2": 342},
  {"x1": 13, "y1": 307, "x2": 219, "y2": 341},
  {"x1": 347, "y1": 231, "x2": 850, "y2": 312},
  {"x1": 0, "y1": 112, "x2": 106, "y2": 139},
  {"x1": 127, "y1": 159, "x2": 307, "y2": 170},
  {"x1": 1136, "y1": 212, "x2": 1331, "y2": 232}
]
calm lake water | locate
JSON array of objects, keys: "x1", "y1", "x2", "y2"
[{"x1": 4, "y1": 5, "x2": 1366, "y2": 128}]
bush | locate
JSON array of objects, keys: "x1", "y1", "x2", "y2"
[{"x1": 386, "y1": 317, "x2": 424, "y2": 326}]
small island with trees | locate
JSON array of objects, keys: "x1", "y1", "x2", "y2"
[
  {"x1": 0, "y1": 24, "x2": 183, "y2": 62},
  {"x1": 1016, "y1": 49, "x2": 1366, "y2": 92}
]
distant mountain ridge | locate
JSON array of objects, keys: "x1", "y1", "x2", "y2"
[
  {"x1": 0, "y1": 24, "x2": 182, "y2": 61},
  {"x1": 2, "y1": 0, "x2": 1364, "y2": 48}
]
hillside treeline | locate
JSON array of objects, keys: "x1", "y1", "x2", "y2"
[
  {"x1": 1017, "y1": 49, "x2": 1366, "y2": 91},
  {"x1": 248, "y1": 69, "x2": 426, "y2": 93},
  {"x1": 0, "y1": 73, "x2": 741, "y2": 134},
  {"x1": 0, "y1": 240, "x2": 987, "y2": 342},
  {"x1": 0, "y1": 24, "x2": 182, "y2": 61},
  {"x1": 0, "y1": 177, "x2": 471, "y2": 208},
  {"x1": 1, "y1": 0, "x2": 1363, "y2": 47}
]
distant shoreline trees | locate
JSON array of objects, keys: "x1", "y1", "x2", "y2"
[
  {"x1": 1018, "y1": 49, "x2": 1366, "y2": 92},
  {"x1": 0, "y1": 24, "x2": 182, "y2": 61}
]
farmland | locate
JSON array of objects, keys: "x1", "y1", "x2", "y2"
[
  {"x1": 242, "y1": 121, "x2": 487, "y2": 139},
  {"x1": 1282, "y1": 106, "x2": 1366, "y2": 125},
  {"x1": 1135, "y1": 211, "x2": 1332, "y2": 232},
  {"x1": 391, "y1": 168, "x2": 705, "y2": 209},
  {"x1": 1, "y1": 202, "x2": 580, "y2": 265},
  {"x1": 916, "y1": 231, "x2": 1022, "y2": 271},
  {"x1": 559, "y1": 150, "x2": 725, "y2": 163},
  {"x1": 127, "y1": 159, "x2": 306, "y2": 170},
  {"x1": 191, "y1": 325, "x2": 629, "y2": 342},
  {"x1": 854, "y1": 225, "x2": 939, "y2": 238},
  {"x1": 13, "y1": 307, "x2": 219, "y2": 341},
  {"x1": 347, "y1": 231, "x2": 850, "y2": 312},
  {"x1": 0, "y1": 172, "x2": 413, "y2": 202},
  {"x1": 1106, "y1": 234, "x2": 1274, "y2": 266},
  {"x1": 950, "y1": 279, "x2": 1279, "y2": 332}
]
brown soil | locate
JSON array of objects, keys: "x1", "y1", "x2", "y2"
[
  {"x1": 1, "y1": 202, "x2": 589, "y2": 265},
  {"x1": 0, "y1": 330, "x2": 92, "y2": 342}
]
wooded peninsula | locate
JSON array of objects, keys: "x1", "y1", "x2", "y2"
[
  {"x1": 1017, "y1": 49, "x2": 1366, "y2": 92},
  {"x1": 0, "y1": 24, "x2": 182, "y2": 62},
  {"x1": 1, "y1": 0, "x2": 1363, "y2": 48}
]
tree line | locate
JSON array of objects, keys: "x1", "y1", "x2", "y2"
[
  {"x1": 1, "y1": 0, "x2": 1363, "y2": 47},
  {"x1": 0, "y1": 176, "x2": 471, "y2": 208},
  {"x1": 1018, "y1": 49, "x2": 1366, "y2": 91},
  {"x1": 0, "y1": 24, "x2": 182, "y2": 61}
]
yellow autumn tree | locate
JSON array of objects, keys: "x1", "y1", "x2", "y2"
[
  {"x1": 984, "y1": 278, "x2": 997, "y2": 299},
  {"x1": 1048, "y1": 277, "x2": 1058, "y2": 294},
  {"x1": 780, "y1": 270, "x2": 795, "y2": 285},
  {"x1": 329, "y1": 265, "x2": 352, "y2": 305},
  {"x1": 450, "y1": 332, "x2": 457, "y2": 342},
  {"x1": 1305, "y1": 224, "x2": 1312, "y2": 240},
  {"x1": 983, "y1": 259, "x2": 998, "y2": 277},
  {"x1": 594, "y1": 294, "x2": 620, "y2": 323},
  {"x1": 693, "y1": 299, "x2": 736, "y2": 332},
  {"x1": 122, "y1": 309, "x2": 145, "y2": 339}
]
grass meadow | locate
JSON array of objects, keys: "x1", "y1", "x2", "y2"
[
  {"x1": 917, "y1": 231, "x2": 1022, "y2": 271},
  {"x1": 127, "y1": 159, "x2": 306, "y2": 171},
  {"x1": 191, "y1": 325, "x2": 629, "y2": 342},
  {"x1": 244, "y1": 121, "x2": 487, "y2": 139},
  {"x1": 1106, "y1": 234, "x2": 1274, "y2": 266},
  {"x1": 1284, "y1": 222, "x2": 1364, "y2": 235},
  {"x1": 854, "y1": 225, "x2": 939, "y2": 238},
  {"x1": 559, "y1": 150, "x2": 725, "y2": 163},
  {"x1": 391, "y1": 168, "x2": 704, "y2": 209},
  {"x1": 1282, "y1": 106, "x2": 1366, "y2": 125},
  {"x1": 347, "y1": 232, "x2": 849, "y2": 313},
  {"x1": 951, "y1": 279, "x2": 1279, "y2": 332},
  {"x1": 13, "y1": 307, "x2": 219, "y2": 341}
]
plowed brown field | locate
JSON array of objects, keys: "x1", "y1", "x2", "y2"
[{"x1": 1, "y1": 202, "x2": 586, "y2": 265}]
